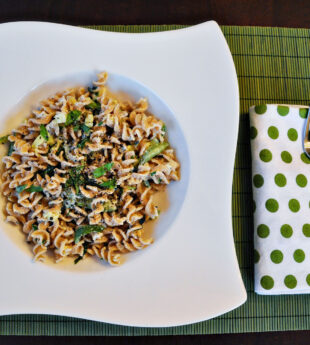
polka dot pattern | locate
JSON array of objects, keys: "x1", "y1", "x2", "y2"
[
  {"x1": 281, "y1": 151, "x2": 292, "y2": 163},
  {"x1": 288, "y1": 199, "x2": 300, "y2": 212},
  {"x1": 268, "y1": 126, "x2": 279, "y2": 139},
  {"x1": 281, "y1": 224, "x2": 293, "y2": 238},
  {"x1": 270, "y1": 250, "x2": 283, "y2": 264},
  {"x1": 253, "y1": 174, "x2": 264, "y2": 188},
  {"x1": 250, "y1": 126, "x2": 258, "y2": 139},
  {"x1": 251, "y1": 104, "x2": 310, "y2": 293},
  {"x1": 274, "y1": 173, "x2": 286, "y2": 187},
  {"x1": 277, "y1": 105, "x2": 289, "y2": 116},
  {"x1": 284, "y1": 275, "x2": 297, "y2": 289},
  {"x1": 299, "y1": 108, "x2": 308, "y2": 119},
  {"x1": 255, "y1": 104, "x2": 267, "y2": 114},
  {"x1": 265, "y1": 199, "x2": 279, "y2": 213},
  {"x1": 257, "y1": 224, "x2": 270, "y2": 238},
  {"x1": 254, "y1": 249, "x2": 260, "y2": 264},
  {"x1": 296, "y1": 174, "x2": 307, "y2": 187},
  {"x1": 293, "y1": 249, "x2": 305, "y2": 263},
  {"x1": 260, "y1": 276, "x2": 274, "y2": 290},
  {"x1": 302, "y1": 224, "x2": 310, "y2": 237},
  {"x1": 300, "y1": 153, "x2": 310, "y2": 164},
  {"x1": 259, "y1": 149, "x2": 272, "y2": 162},
  {"x1": 287, "y1": 128, "x2": 298, "y2": 141},
  {"x1": 306, "y1": 274, "x2": 310, "y2": 286}
]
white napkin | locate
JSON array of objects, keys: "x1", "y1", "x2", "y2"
[{"x1": 250, "y1": 104, "x2": 310, "y2": 294}]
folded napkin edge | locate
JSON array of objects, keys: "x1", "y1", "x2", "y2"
[{"x1": 249, "y1": 104, "x2": 309, "y2": 111}]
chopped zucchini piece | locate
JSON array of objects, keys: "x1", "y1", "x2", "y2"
[
  {"x1": 54, "y1": 112, "x2": 67, "y2": 124},
  {"x1": 85, "y1": 113, "x2": 94, "y2": 128},
  {"x1": 74, "y1": 225, "x2": 105, "y2": 244},
  {"x1": 139, "y1": 141, "x2": 169, "y2": 165}
]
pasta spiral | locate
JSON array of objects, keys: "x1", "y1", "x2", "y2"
[{"x1": 0, "y1": 72, "x2": 180, "y2": 265}]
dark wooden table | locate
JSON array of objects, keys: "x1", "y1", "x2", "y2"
[
  {"x1": 1, "y1": 0, "x2": 310, "y2": 344},
  {"x1": 0, "y1": 0, "x2": 310, "y2": 27}
]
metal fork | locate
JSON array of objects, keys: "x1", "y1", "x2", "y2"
[{"x1": 303, "y1": 107, "x2": 310, "y2": 158}]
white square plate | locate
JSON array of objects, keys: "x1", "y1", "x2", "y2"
[{"x1": 0, "y1": 21, "x2": 246, "y2": 327}]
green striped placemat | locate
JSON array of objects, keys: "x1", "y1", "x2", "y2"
[{"x1": 1, "y1": 24, "x2": 310, "y2": 336}]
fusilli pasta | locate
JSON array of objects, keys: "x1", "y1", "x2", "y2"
[{"x1": 0, "y1": 72, "x2": 180, "y2": 265}]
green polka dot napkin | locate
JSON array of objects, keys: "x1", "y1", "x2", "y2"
[{"x1": 250, "y1": 104, "x2": 310, "y2": 294}]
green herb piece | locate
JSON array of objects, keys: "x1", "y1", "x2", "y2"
[
  {"x1": 39, "y1": 164, "x2": 56, "y2": 178},
  {"x1": 16, "y1": 185, "x2": 27, "y2": 193},
  {"x1": 139, "y1": 215, "x2": 146, "y2": 225},
  {"x1": 150, "y1": 171, "x2": 156, "y2": 176},
  {"x1": 26, "y1": 185, "x2": 43, "y2": 193},
  {"x1": 40, "y1": 125, "x2": 49, "y2": 141},
  {"x1": 72, "y1": 165, "x2": 84, "y2": 175},
  {"x1": 139, "y1": 141, "x2": 169, "y2": 165},
  {"x1": 81, "y1": 124, "x2": 91, "y2": 133},
  {"x1": 98, "y1": 121, "x2": 103, "y2": 126},
  {"x1": 158, "y1": 178, "x2": 162, "y2": 183},
  {"x1": 106, "y1": 126, "x2": 114, "y2": 136},
  {"x1": 73, "y1": 124, "x2": 80, "y2": 132},
  {"x1": 74, "y1": 224, "x2": 105, "y2": 244},
  {"x1": 32, "y1": 224, "x2": 38, "y2": 231},
  {"x1": 76, "y1": 197, "x2": 93, "y2": 210},
  {"x1": 42, "y1": 239, "x2": 46, "y2": 245},
  {"x1": 77, "y1": 137, "x2": 90, "y2": 149},
  {"x1": 131, "y1": 155, "x2": 135, "y2": 159},
  {"x1": 100, "y1": 178, "x2": 116, "y2": 189},
  {"x1": 87, "y1": 86, "x2": 99, "y2": 95},
  {"x1": 117, "y1": 187, "x2": 123, "y2": 200},
  {"x1": 65, "y1": 110, "x2": 81, "y2": 126},
  {"x1": 36, "y1": 126, "x2": 56, "y2": 146},
  {"x1": 66, "y1": 165, "x2": 85, "y2": 193},
  {"x1": 74, "y1": 242, "x2": 90, "y2": 264},
  {"x1": 17, "y1": 184, "x2": 43, "y2": 194},
  {"x1": 74, "y1": 123, "x2": 91, "y2": 132},
  {"x1": 0, "y1": 135, "x2": 9, "y2": 144},
  {"x1": 144, "y1": 180, "x2": 150, "y2": 187},
  {"x1": 8, "y1": 142, "x2": 14, "y2": 155},
  {"x1": 62, "y1": 187, "x2": 77, "y2": 209},
  {"x1": 82, "y1": 242, "x2": 90, "y2": 252},
  {"x1": 162, "y1": 124, "x2": 167, "y2": 132},
  {"x1": 103, "y1": 201, "x2": 117, "y2": 212},
  {"x1": 74, "y1": 256, "x2": 83, "y2": 264},
  {"x1": 93, "y1": 162, "x2": 113, "y2": 178},
  {"x1": 85, "y1": 101, "x2": 101, "y2": 111}
]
